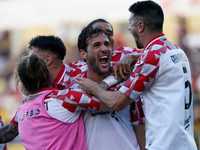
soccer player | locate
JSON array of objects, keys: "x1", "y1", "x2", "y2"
[
  {"x1": 76, "y1": 26, "x2": 145, "y2": 150},
  {"x1": 83, "y1": 19, "x2": 146, "y2": 150},
  {"x1": 76, "y1": 1, "x2": 197, "y2": 150}
]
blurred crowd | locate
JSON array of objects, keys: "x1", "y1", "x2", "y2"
[{"x1": 176, "y1": 17, "x2": 200, "y2": 149}]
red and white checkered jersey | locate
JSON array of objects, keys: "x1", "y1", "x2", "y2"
[
  {"x1": 0, "y1": 116, "x2": 7, "y2": 150},
  {"x1": 10, "y1": 47, "x2": 144, "y2": 125},
  {"x1": 67, "y1": 72, "x2": 142, "y2": 150},
  {"x1": 111, "y1": 46, "x2": 142, "y2": 66},
  {"x1": 68, "y1": 71, "x2": 145, "y2": 124},
  {"x1": 119, "y1": 34, "x2": 197, "y2": 150}
]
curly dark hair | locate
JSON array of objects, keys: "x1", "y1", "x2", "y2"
[
  {"x1": 77, "y1": 26, "x2": 111, "y2": 53},
  {"x1": 28, "y1": 35, "x2": 66, "y2": 60}
]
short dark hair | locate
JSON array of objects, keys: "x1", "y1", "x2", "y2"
[
  {"x1": 28, "y1": 35, "x2": 66, "y2": 60},
  {"x1": 87, "y1": 18, "x2": 113, "y2": 33},
  {"x1": 129, "y1": 0, "x2": 164, "y2": 32},
  {"x1": 15, "y1": 54, "x2": 51, "y2": 95},
  {"x1": 77, "y1": 26, "x2": 111, "y2": 53}
]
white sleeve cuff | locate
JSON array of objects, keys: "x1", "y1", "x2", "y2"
[{"x1": 103, "y1": 75, "x2": 118, "y2": 88}]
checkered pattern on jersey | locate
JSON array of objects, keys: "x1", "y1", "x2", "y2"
[
  {"x1": 60, "y1": 71, "x2": 146, "y2": 125},
  {"x1": 111, "y1": 47, "x2": 142, "y2": 66},
  {"x1": 131, "y1": 96, "x2": 146, "y2": 125},
  {"x1": 48, "y1": 88, "x2": 100, "y2": 113},
  {"x1": 120, "y1": 34, "x2": 180, "y2": 99}
]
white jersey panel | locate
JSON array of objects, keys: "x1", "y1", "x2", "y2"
[
  {"x1": 143, "y1": 49, "x2": 196, "y2": 150},
  {"x1": 83, "y1": 107, "x2": 140, "y2": 150}
]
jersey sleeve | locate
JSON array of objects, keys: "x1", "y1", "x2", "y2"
[
  {"x1": 130, "y1": 96, "x2": 146, "y2": 125},
  {"x1": 10, "y1": 111, "x2": 19, "y2": 125},
  {"x1": 119, "y1": 49, "x2": 160, "y2": 100},
  {"x1": 50, "y1": 88, "x2": 100, "y2": 113},
  {"x1": 65, "y1": 60, "x2": 88, "y2": 82},
  {"x1": 111, "y1": 47, "x2": 142, "y2": 64}
]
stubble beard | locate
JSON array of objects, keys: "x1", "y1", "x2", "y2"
[{"x1": 87, "y1": 56, "x2": 110, "y2": 75}]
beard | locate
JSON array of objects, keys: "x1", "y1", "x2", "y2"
[
  {"x1": 132, "y1": 32, "x2": 143, "y2": 49},
  {"x1": 136, "y1": 40, "x2": 143, "y2": 49},
  {"x1": 87, "y1": 56, "x2": 110, "y2": 75}
]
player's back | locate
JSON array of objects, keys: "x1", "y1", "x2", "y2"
[{"x1": 143, "y1": 41, "x2": 197, "y2": 150}]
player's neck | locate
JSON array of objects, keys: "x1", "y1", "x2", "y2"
[
  {"x1": 86, "y1": 69, "x2": 110, "y2": 82},
  {"x1": 48, "y1": 63, "x2": 63, "y2": 82}
]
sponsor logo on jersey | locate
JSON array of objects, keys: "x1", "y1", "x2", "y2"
[
  {"x1": 18, "y1": 109, "x2": 40, "y2": 122},
  {"x1": 171, "y1": 53, "x2": 187, "y2": 64},
  {"x1": 91, "y1": 110, "x2": 120, "y2": 121}
]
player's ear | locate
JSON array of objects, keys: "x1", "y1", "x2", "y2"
[
  {"x1": 80, "y1": 49, "x2": 87, "y2": 60},
  {"x1": 138, "y1": 21, "x2": 145, "y2": 33},
  {"x1": 45, "y1": 55, "x2": 52, "y2": 66}
]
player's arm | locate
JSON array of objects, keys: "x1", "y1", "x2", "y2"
[
  {"x1": 97, "y1": 59, "x2": 135, "y2": 90},
  {"x1": 58, "y1": 88, "x2": 111, "y2": 112},
  {"x1": 76, "y1": 77, "x2": 133, "y2": 111},
  {"x1": 0, "y1": 122, "x2": 19, "y2": 143},
  {"x1": 131, "y1": 99, "x2": 146, "y2": 150},
  {"x1": 97, "y1": 75, "x2": 118, "y2": 90},
  {"x1": 133, "y1": 124, "x2": 146, "y2": 150}
]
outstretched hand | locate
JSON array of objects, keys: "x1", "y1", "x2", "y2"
[{"x1": 75, "y1": 77, "x2": 98, "y2": 95}]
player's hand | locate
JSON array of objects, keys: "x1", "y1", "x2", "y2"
[
  {"x1": 76, "y1": 77, "x2": 97, "y2": 95},
  {"x1": 113, "y1": 54, "x2": 139, "y2": 80}
]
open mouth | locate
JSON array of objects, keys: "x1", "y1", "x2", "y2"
[{"x1": 100, "y1": 55, "x2": 108, "y2": 67}]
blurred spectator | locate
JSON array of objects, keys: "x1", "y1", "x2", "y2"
[
  {"x1": 177, "y1": 17, "x2": 191, "y2": 57},
  {"x1": 194, "y1": 100, "x2": 200, "y2": 149}
]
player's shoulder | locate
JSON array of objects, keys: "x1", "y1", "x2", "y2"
[
  {"x1": 114, "y1": 46, "x2": 141, "y2": 52},
  {"x1": 112, "y1": 47, "x2": 142, "y2": 58},
  {"x1": 65, "y1": 60, "x2": 86, "y2": 68},
  {"x1": 64, "y1": 60, "x2": 87, "y2": 76}
]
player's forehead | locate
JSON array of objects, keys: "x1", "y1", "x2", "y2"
[
  {"x1": 129, "y1": 13, "x2": 134, "y2": 21},
  {"x1": 92, "y1": 22, "x2": 113, "y2": 33},
  {"x1": 88, "y1": 33, "x2": 109, "y2": 45}
]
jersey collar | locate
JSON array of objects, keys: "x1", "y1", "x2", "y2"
[
  {"x1": 30, "y1": 87, "x2": 57, "y2": 95},
  {"x1": 52, "y1": 64, "x2": 66, "y2": 85},
  {"x1": 27, "y1": 87, "x2": 57, "y2": 102},
  {"x1": 144, "y1": 33, "x2": 165, "y2": 52}
]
